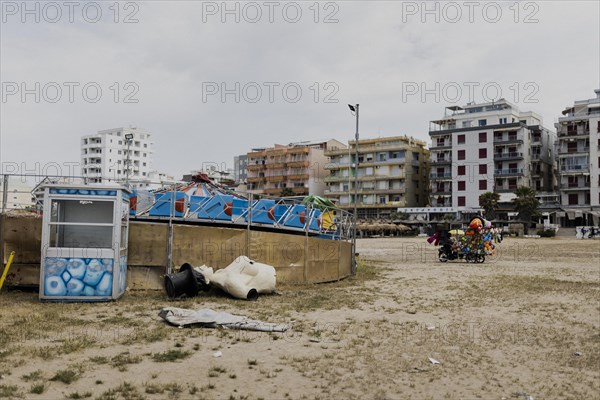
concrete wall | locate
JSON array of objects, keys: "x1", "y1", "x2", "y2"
[{"x1": 1, "y1": 215, "x2": 352, "y2": 289}]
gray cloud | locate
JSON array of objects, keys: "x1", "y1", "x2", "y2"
[{"x1": 1, "y1": 1, "x2": 599, "y2": 179}]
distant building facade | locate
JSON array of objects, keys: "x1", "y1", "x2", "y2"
[
  {"x1": 81, "y1": 127, "x2": 154, "y2": 186},
  {"x1": 0, "y1": 176, "x2": 33, "y2": 210},
  {"x1": 428, "y1": 99, "x2": 556, "y2": 211},
  {"x1": 233, "y1": 155, "x2": 248, "y2": 184},
  {"x1": 324, "y1": 135, "x2": 430, "y2": 220},
  {"x1": 246, "y1": 139, "x2": 346, "y2": 197},
  {"x1": 555, "y1": 89, "x2": 600, "y2": 225}
]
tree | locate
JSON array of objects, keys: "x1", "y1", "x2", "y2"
[
  {"x1": 479, "y1": 192, "x2": 500, "y2": 220},
  {"x1": 279, "y1": 187, "x2": 295, "y2": 197},
  {"x1": 512, "y1": 186, "x2": 540, "y2": 233}
]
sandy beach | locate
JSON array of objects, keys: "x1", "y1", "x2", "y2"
[{"x1": 0, "y1": 237, "x2": 598, "y2": 399}]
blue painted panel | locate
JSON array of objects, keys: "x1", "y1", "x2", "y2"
[
  {"x1": 251, "y1": 199, "x2": 276, "y2": 224},
  {"x1": 44, "y1": 257, "x2": 114, "y2": 299},
  {"x1": 149, "y1": 192, "x2": 186, "y2": 217},
  {"x1": 283, "y1": 204, "x2": 307, "y2": 228},
  {"x1": 196, "y1": 195, "x2": 232, "y2": 221}
]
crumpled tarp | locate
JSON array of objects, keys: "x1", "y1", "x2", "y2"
[{"x1": 158, "y1": 307, "x2": 289, "y2": 332}]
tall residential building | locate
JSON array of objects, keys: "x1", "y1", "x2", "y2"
[
  {"x1": 556, "y1": 89, "x2": 600, "y2": 212},
  {"x1": 324, "y1": 135, "x2": 430, "y2": 220},
  {"x1": 81, "y1": 127, "x2": 154, "y2": 185},
  {"x1": 246, "y1": 139, "x2": 346, "y2": 197},
  {"x1": 429, "y1": 99, "x2": 556, "y2": 210},
  {"x1": 233, "y1": 155, "x2": 248, "y2": 184}
]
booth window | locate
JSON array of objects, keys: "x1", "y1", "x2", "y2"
[{"x1": 49, "y1": 199, "x2": 114, "y2": 248}]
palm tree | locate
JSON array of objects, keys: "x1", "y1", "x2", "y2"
[
  {"x1": 512, "y1": 186, "x2": 540, "y2": 233},
  {"x1": 479, "y1": 192, "x2": 500, "y2": 220}
]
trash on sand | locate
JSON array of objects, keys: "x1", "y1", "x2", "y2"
[
  {"x1": 197, "y1": 256, "x2": 277, "y2": 300},
  {"x1": 309, "y1": 337, "x2": 321, "y2": 343},
  {"x1": 164, "y1": 263, "x2": 210, "y2": 298},
  {"x1": 428, "y1": 357, "x2": 441, "y2": 365},
  {"x1": 159, "y1": 307, "x2": 289, "y2": 332},
  {"x1": 164, "y1": 256, "x2": 278, "y2": 301},
  {"x1": 574, "y1": 351, "x2": 582, "y2": 357},
  {"x1": 426, "y1": 325, "x2": 435, "y2": 331},
  {"x1": 212, "y1": 351, "x2": 222, "y2": 358}
]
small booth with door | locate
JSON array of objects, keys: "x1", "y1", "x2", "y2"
[{"x1": 39, "y1": 184, "x2": 130, "y2": 301}]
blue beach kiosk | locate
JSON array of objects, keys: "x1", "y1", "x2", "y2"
[{"x1": 39, "y1": 184, "x2": 130, "y2": 301}]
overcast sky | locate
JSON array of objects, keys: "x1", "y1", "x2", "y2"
[{"x1": 1, "y1": 0, "x2": 599, "y2": 180}]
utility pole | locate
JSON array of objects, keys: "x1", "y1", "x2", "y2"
[{"x1": 348, "y1": 104, "x2": 359, "y2": 274}]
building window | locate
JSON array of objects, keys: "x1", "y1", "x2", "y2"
[
  {"x1": 479, "y1": 164, "x2": 487, "y2": 174},
  {"x1": 479, "y1": 132, "x2": 487, "y2": 143},
  {"x1": 457, "y1": 134, "x2": 465, "y2": 144},
  {"x1": 118, "y1": 141, "x2": 123, "y2": 145},
  {"x1": 479, "y1": 148, "x2": 487, "y2": 158},
  {"x1": 458, "y1": 165, "x2": 466, "y2": 175},
  {"x1": 458, "y1": 196, "x2": 466, "y2": 207},
  {"x1": 479, "y1": 180, "x2": 487, "y2": 190},
  {"x1": 458, "y1": 150, "x2": 465, "y2": 160},
  {"x1": 568, "y1": 193, "x2": 578, "y2": 205},
  {"x1": 499, "y1": 117, "x2": 507, "y2": 124},
  {"x1": 478, "y1": 119, "x2": 487, "y2": 126},
  {"x1": 458, "y1": 181, "x2": 466, "y2": 191}
]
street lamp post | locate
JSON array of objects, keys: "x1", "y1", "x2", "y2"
[
  {"x1": 124, "y1": 133, "x2": 134, "y2": 187},
  {"x1": 348, "y1": 104, "x2": 359, "y2": 274}
]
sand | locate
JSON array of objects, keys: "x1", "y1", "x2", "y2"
[{"x1": 0, "y1": 237, "x2": 598, "y2": 399}]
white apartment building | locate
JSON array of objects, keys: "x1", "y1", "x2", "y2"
[
  {"x1": 429, "y1": 99, "x2": 556, "y2": 210},
  {"x1": 556, "y1": 89, "x2": 600, "y2": 213},
  {"x1": 81, "y1": 127, "x2": 154, "y2": 186}
]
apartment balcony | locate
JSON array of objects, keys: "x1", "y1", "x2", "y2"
[
  {"x1": 358, "y1": 173, "x2": 406, "y2": 181},
  {"x1": 287, "y1": 160, "x2": 309, "y2": 168},
  {"x1": 493, "y1": 135, "x2": 524, "y2": 144},
  {"x1": 247, "y1": 164, "x2": 265, "y2": 171},
  {"x1": 431, "y1": 188, "x2": 452, "y2": 196},
  {"x1": 560, "y1": 164, "x2": 590, "y2": 174},
  {"x1": 324, "y1": 162, "x2": 341, "y2": 170},
  {"x1": 431, "y1": 158, "x2": 452, "y2": 165},
  {"x1": 266, "y1": 175, "x2": 285, "y2": 183},
  {"x1": 494, "y1": 152, "x2": 524, "y2": 160},
  {"x1": 431, "y1": 142, "x2": 452, "y2": 150},
  {"x1": 265, "y1": 162, "x2": 286, "y2": 169},
  {"x1": 324, "y1": 175, "x2": 344, "y2": 183},
  {"x1": 247, "y1": 176, "x2": 267, "y2": 183},
  {"x1": 288, "y1": 173, "x2": 309, "y2": 181},
  {"x1": 557, "y1": 147, "x2": 590, "y2": 156},
  {"x1": 560, "y1": 182, "x2": 590, "y2": 191},
  {"x1": 432, "y1": 199, "x2": 452, "y2": 207},
  {"x1": 531, "y1": 153, "x2": 542, "y2": 160},
  {"x1": 557, "y1": 126, "x2": 590, "y2": 137},
  {"x1": 494, "y1": 168, "x2": 524, "y2": 176},
  {"x1": 430, "y1": 172, "x2": 452, "y2": 180}
]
